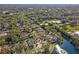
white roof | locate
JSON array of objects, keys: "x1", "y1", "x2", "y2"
[
  {"x1": 0, "y1": 32, "x2": 7, "y2": 37},
  {"x1": 74, "y1": 31, "x2": 79, "y2": 35}
]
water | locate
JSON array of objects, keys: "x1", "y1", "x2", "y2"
[{"x1": 60, "y1": 38, "x2": 77, "y2": 54}]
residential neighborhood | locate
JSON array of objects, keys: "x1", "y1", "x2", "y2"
[{"x1": 0, "y1": 4, "x2": 79, "y2": 54}]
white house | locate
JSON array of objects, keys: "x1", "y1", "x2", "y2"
[
  {"x1": 49, "y1": 20, "x2": 61, "y2": 24},
  {"x1": 74, "y1": 31, "x2": 79, "y2": 37}
]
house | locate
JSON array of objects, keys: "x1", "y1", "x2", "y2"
[
  {"x1": 39, "y1": 28, "x2": 45, "y2": 33},
  {"x1": 31, "y1": 24, "x2": 38, "y2": 29},
  {"x1": 3, "y1": 11, "x2": 9, "y2": 14},
  {"x1": 67, "y1": 32, "x2": 74, "y2": 36},
  {"x1": 36, "y1": 39, "x2": 42, "y2": 45},
  {"x1": 0, "y1": 32, "x2": 7, "y2": 37},
  {"x1": 49, "y1": 20, "x2": 62, "y2": 24},
  {"x1": 2, "y1": 23, "x2": 12, "y2": 32},
  {"x1": 50, "y1": 36, "x2": 57, "y2": 43},
  {"x1": 74, "y1": 31, "x2": 79, "y2": 37}
]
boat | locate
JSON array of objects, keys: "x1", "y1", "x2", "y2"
[{"x1": 52, "y1": 44, "x2": 68, "y2": 54}]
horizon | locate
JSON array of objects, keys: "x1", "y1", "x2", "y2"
[{"x1": 0, "y1": 4, "x2": 79, "y2": 8}]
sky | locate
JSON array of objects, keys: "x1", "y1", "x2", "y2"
[{"x1": 0, "y1": 0, "x2": 79, "y2": 4}]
